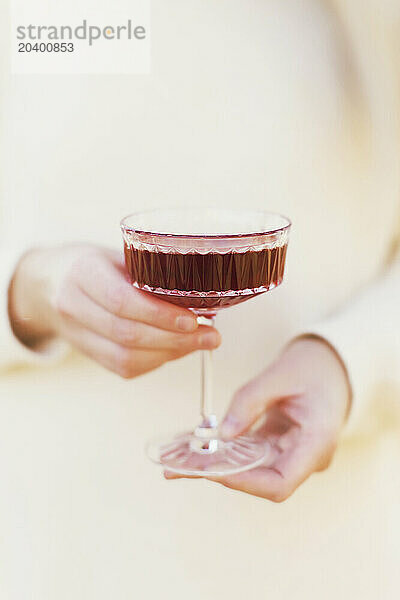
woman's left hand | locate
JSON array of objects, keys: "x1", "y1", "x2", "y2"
[{"x1": 166, "y1": 337, "x2": 351, "y2": 501}]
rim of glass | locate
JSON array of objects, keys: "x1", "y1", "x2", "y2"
[{"x1": 120, "y1": 208, "x2": 291, "y2": 239}]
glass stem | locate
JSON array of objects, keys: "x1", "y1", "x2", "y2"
[{"x1": 197, "y1": 316, "x2": 217, "y2": 433}]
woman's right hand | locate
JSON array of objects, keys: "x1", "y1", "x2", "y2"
[{"x1": 8, "y1": 245, "x2": 221, "y2": 377}]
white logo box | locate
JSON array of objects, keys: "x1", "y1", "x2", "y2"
[{"x1": 11, "y1": 0, "x2": 151, "y2": 74}]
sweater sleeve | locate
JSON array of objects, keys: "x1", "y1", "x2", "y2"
[
  {"x1": 0, "y1": 243, "x2": 68, "y2": 371},
  {"x1": 0, "y1": 37, "x2": 68, "y2": 371},
  {"x1": 304, "y1": 246, "x2": 400, "y2": 434},
  {"x1": 301, "y1": 0, "x2": 400, "y2": 434}
]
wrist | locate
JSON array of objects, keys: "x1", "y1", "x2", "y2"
[
  {"x1": 286, "y1": 335, "x2": 352, "y2": 423},
  {"x1": 8, "y1": 248, "x2": 55, "y2": 348}
]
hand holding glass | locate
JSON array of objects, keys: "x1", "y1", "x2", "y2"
[{"x1": 121, "y1": 208, "x2": 291, "y2": 476}]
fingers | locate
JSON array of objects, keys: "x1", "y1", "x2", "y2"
[
  {"x1": 59, "y1": 320, "x2": 165, "y2": 377},
  {"x1": 71, "y1": 250, "x2": 199, "y2": 333},
  {"x1": 219, "y1": 367, "x2": 295, "y2": 439},
  {"x1": 165, "y1": 423, "x2": 334, "y2": 502},
  {"x1": 59, "y1": 319, "x2": 201, "y2": 378},
  {"x1": 57, "y1": 285, "x2": 221, "y2": 351},
  {"x1": 209, "y1": 430, "x2": 328, "y2": 502}
]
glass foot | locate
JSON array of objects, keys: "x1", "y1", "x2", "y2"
[{"x1": 146, "y1": 431, "x2": 271, "y2": 477}]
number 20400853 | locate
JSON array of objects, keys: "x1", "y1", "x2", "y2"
[{"x1": 18, "y1": 42, "x2": 74, "y2": 52}]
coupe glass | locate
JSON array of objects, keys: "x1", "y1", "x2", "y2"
[{"x1": 121, "y1": 208, "x2": 291, "y2": 476}]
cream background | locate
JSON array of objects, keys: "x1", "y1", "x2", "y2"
[{"x1": 1, "y1": 0, "x2": 400, "y2": 598}]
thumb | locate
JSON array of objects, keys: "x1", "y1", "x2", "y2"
[{"x1": 219, "y1": 367, "x2": 291, "y2": 439}]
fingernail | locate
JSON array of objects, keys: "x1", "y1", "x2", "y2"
[
  {"x1": 176, "y1": 315, "x2": 197, "y2": 332},
  {"x1": 219, "y1": 415, "x2": 240, "y2": 439},
  {"x1": 199, "y1": 331, "x2": 220, "y2": 349}
]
